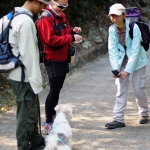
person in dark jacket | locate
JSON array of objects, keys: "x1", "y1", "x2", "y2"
[{"x1": 36, "y1": 0, "x2": 82, "y2": 134}]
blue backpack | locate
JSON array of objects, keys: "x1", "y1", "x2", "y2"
[
  {"x1": 126, "y1": 7, "x2": 150, "y2": 51},
  {"x1": 0, "y1": 11, "x2": 32, "y2": 81}
]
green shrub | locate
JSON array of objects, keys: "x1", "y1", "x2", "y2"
[
  {"x1": 0, "y1": 0, "x2": 24, "y2": 17},
  {"x1": 65, "y1": 0, "x2": 116, "y2": 26}
]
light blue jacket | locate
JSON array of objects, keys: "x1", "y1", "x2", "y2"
[{"x1": 108, "y1": 19, "x2": 148, "y2": 74}]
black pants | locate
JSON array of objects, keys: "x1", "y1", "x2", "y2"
[{"x1": 45, "y1": 75, "x2": 66, "y2": 123}]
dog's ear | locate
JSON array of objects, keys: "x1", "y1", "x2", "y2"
[
  {"x1": 54, "y1": 105, "x2": 61, "y2": 113},
  {"x1": 66, "y1": 107, "x2": 73, "y2": 119}
]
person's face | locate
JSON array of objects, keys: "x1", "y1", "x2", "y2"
[
  {"x1": 34, "y1": 1, "x2": 48, "y2": 14},
  {"x1": 52, "y1": 0, "x2": 68, "y2": 14},
  {"x1": 38, "y1": 2, "x2": 48, "y2": 12},
  {"x1": 110, "y1": 13, "x2": 125, "y2": 26}
]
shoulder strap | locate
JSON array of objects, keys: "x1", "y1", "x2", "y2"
[
  {"x1": 10, "y1": 11, "x2": 33, "y2": 29},
  {"x1": 14, "y1": 11, "x2": 32, "y2": 18},
  {"x1": 129, "y1": 22, "x2": 135, "y2": 40},
  {"x1": 41, "y1": 9, "x2": 54, "y2": 19},
  {"x1": 36, "y1": 9, "x2": 56, "y2": 26},
  {"x1": 10, "y1": 11, "x2": 33, "y2": 83}
]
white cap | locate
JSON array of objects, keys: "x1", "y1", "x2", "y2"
[{"x1": 109, "y1": 3, "x2": 125, "y2": 16}]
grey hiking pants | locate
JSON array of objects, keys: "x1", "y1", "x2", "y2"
[{"x1": 113, "y1": 66, "x2": 149, "y2": 123}]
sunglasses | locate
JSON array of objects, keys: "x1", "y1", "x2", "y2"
[{"x1": 54, "y1": 1, "x2": 68, "y2": 9}]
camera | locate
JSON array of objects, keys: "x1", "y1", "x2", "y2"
[{"x1": 67, "y1": 46, "x2": 76, "y2": 64}]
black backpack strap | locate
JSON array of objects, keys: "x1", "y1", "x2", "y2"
[
  {"x1": 20, "y1": 65, "x2": 25, "y2": 83},
  {"x1": 16, "y1": 53, "x2": 25, "y2": 83},
  {"x1": 129, "y1": 22, "x2": 135, "y2": 40}
]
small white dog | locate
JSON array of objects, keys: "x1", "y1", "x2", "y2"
[{"x1": 44, "y1": 104, "x2": 73, "y2": 150}]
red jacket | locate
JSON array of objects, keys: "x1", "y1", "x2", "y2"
[{"x1": 36, "y1": 6, "x2": 74, "y2": 62}]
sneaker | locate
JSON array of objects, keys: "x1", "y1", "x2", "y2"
[
  {"x1": 105, "y1": 120, "x2": 125, "y2": 129},
  {"x1": 43, "y1": 123, "x2": 53, "y2": 135},
  {"x1": 29, "y1": 137, "x2": 45, "y2": 150},
  {"x1": 139, "y1": 116, "x2": 149, "y2": 124}
]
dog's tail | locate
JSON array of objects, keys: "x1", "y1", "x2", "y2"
[
  {"x1": 44, "y1": 133, "x2": 58, "y2": 150},
  {"x1": 57, "y1": 145, "x2": 71, "y2": 150}
]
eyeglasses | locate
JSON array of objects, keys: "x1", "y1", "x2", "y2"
[{"x1": 53, "y1": 1, "x2": 68, "y2": 9}]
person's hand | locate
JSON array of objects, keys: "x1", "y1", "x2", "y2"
[
  {"x1": 74, "y1": 34, "x2": 82, "y2": 43},
  {"x1": 73, "y1": 27, "x2": 81, "y2": 33},
  {"x1": 119, "y1": 71, "x2": 129, "y2": 79}
]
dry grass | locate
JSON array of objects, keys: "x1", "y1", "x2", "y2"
[{"x1": 0, "y1": 74, "x2": 15, "y2": 113}]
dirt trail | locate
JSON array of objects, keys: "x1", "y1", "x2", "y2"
[{"x1": 0, "y1": 52, "x2": 150, "y2": 150}]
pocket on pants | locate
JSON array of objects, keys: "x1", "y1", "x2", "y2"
[{"x1": 140, "y1": 75, "x2": 146, "y2": 88}]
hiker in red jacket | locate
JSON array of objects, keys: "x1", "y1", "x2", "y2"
[{"x1": 36, "y1": 0, "x2": 82, "y2": 134}]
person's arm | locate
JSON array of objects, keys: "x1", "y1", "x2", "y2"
[
  {"x1": 108, "y1": 27, "x2": 120, "y2": 71},
  {"x1": 37, "y1": 16, "x2": 73, "y2": 47},
  {"x1": 18, "y1": 21, "x2": 43, "y2": 94}
]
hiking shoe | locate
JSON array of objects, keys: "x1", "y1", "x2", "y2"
[
  {"x1": 29, "y1": 137, "x2": 45, "y2": 150},
  {"x1": 43, "y1": 123, "x2": 53, "y2": 135},
  {"x1": 139, "y1": 116, "x2": 149, "y2": 124},
  {"x1": 105, "y1": 120, "x2": 125, "y2": 129}
]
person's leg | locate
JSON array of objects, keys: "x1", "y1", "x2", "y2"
[
  {"x1": 113, "y1": 73, "x2": 130, "y2": 123},
  {"x1": 9, "y1": 80, "x2": 43, "y2": 150},
  {"x1": 43, "y1": 75, "x2": 66, "y2": 134},
  {"x1": 105, "y1": 69, "x2": 130, "y2": 129},
  {"x1": 45, "y1": 75, "x2": 66, "y2": 123},
  {"x1": 132, "y1": 66, "x2": 149, "y2": 123},
  {"x1": 53, "y1": 74, "x2": 66, "y2": 108},
  {"x1": 16, "y1": 100, "x2": 42, "y2": 150}
]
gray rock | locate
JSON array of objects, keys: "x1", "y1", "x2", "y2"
[{"x1": 82, "y1": 41, "x2": 92, "y2": 49}]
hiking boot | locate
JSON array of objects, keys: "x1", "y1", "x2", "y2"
[
  {"x1": 105, "y1": 120, "x2": 125, "y2": 129},
  {"x1": 42, "y1": 123, "x2": 53, "y2": 135},
  {"x1": 139, "y1": 116, "x2": 149, "y2": 124},
  {"x1": 29, "y1": 137, "x2": 45, "y2": 150}
]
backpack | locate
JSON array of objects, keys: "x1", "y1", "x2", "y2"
[
  {"x1": 125, "y1": 7, "x2": 150, "y2": 51},
  {"x1": 35, "y1": 10, "x2": 55, "y2": 63},
  {"x1": 0, "y1": 11, "x2": 32, "y2": 82}
]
